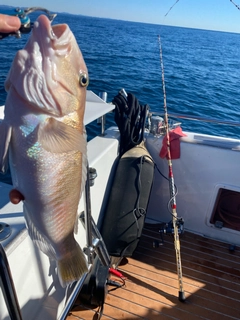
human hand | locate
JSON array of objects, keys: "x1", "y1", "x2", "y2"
[
  {"x1": 0, "y1": 14, "x2": 20, "y2": 33},
  {"x1": 9, "y1": 189, "x2": 25, "y2": 204}
]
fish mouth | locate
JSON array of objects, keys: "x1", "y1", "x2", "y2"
[
  {"x1": 34, "y1": 15, "x2": 70, "y2": 46},
  {"x1": 52, "y1": 24, "x2": 68, "y2": 39}
]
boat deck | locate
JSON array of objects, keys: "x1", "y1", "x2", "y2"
[{"x1": 67, "y1": 224, "x2": 240, "y2": 320}]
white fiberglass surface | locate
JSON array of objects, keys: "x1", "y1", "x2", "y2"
[{"x1": 145, "y1": 133, "x2": 240, "y2": 245}]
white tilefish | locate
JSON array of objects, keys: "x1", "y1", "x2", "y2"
[{"x1": 0, "y1": 15, "x2": 89, "y2": 287}]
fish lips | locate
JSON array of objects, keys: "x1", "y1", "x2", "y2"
[{"x1": 32, "y1": 14, "x2": 72, "y2": 51}]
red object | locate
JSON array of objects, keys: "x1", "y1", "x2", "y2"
[
  {"x1": 109, "y1": 268, "x2": 124, "y2": 278},
  {"x1": 159, "y1": 127, "x2": 187, "y2": 160}
]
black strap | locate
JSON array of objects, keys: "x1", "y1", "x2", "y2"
[{"x1": 112, "y1": 92, "x2": 149, "y2": 157}]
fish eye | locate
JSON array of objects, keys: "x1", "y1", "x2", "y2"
[{"x1": 79, "y1": 73, "x2": 89, "y2": 87}]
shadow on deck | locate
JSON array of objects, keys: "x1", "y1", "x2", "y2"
[{"x1": 67, "y1": 225, "x2": 240, "y2": 320}]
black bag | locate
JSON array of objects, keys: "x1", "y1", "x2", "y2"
[{"x1": 100, "y1": 143, "x2": 154, "y2": 257}]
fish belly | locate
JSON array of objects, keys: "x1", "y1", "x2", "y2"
[{"x1": 9, "y1": 119, "x2": 88, "y2": 287}]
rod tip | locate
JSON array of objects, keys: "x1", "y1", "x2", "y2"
[{"x1": 178, "y1": 291, "x2": 186, "y2": 302}]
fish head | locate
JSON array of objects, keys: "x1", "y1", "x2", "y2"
[{"x1": 5, "y1": 14, "x2": 89, "y2": 119}]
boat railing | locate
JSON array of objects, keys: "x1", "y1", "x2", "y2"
[
  {"x1": 58, "y1": 163, "x2": 110, "y2": 320},
  {"x1": 0, "y1": 243, "x2": 23, "y2": 320},
  {"x1": 152, "y1": 111, "x2": 240, "y2": 127}
]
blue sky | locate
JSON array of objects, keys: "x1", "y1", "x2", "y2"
[{"x1": 5, "y1": 0, "x2": 240, "y2": 33}]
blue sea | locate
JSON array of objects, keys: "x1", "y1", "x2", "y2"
[{"x1": 1, "y1": 10, "x2": 240, "y2": 183}]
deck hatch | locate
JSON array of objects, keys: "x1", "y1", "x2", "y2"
[{"x1": 210, "y1": 188, "x2": 240, "y2": 231}]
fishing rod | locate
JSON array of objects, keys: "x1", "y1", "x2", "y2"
[
  {"x1": 165, "y1": 0, "x2": 180, "y2": 17},
  {"x1": 158, "y1": 34, "x2": 185, "y2": 302},
  {"x1": 165, "y1": 0, "x2": 240, "y2": 17},
  {"x1": 230, "y1": 0, "x2": 240, "y2": 10}
]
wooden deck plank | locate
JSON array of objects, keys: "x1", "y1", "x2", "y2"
[
  {"x1": 118, "y1": 261, "x2": 240, "y2": 319},
  {"x1": 120, "y1": 260, "x2": 239, "y2": 307},
  {"x1": 67, "y1": 228, "x2": 240, "y2": 320},
  {"x1": 132, "y1": 249, "x2": 240, "y2": 300},
  {"x1": 142, "y1": 227, "x2": 240, "y2": 269},
  {"x1": 137, "y1": 233, "x2": 240, "y2": 294},
  {"x1": 105, "y1": 294, "x2": 176, "y2": 320}
]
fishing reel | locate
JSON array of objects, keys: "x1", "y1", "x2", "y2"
[
  {"x1": 0, "y1": 7, "x2": 57, "y2": 39},
  {"x1": 161, "y1": 217, "x2": 184, "y2": 235},
  {"x1": 153, "y1": 217, "x2": 184, "y2": 247}
]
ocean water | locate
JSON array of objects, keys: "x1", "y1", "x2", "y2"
[{"x1": 1, "y1": 11, "x2": 240, "y2": 183}]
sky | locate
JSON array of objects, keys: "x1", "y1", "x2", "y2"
[{"x1": 4, "y1": 0, "x2": 240, "y2": 33}]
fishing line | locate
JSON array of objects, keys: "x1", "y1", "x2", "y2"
[
  {"x1": 157, "y1": 34, "x2": 185, "y2": 302},
  {"x1": 153, "y1": 160, "x2": 179, "y2": 217},
  {"x1": 164, "y1": 0, "x2": 180, "y2": 17},
  {"x1": 230, "y1": 0, "x2": 240, "y2": 10}
]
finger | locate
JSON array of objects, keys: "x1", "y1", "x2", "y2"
[
  {"x1": 9, "y1": 189, "x2": 25, "y2": 204},
  {"x1": 0, "y1": 14, "x2": 21, "y2": 33}
]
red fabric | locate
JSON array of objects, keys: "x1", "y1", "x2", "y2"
[{"x1": 159, "y1": 127, "x2": 187, "y2": 159}]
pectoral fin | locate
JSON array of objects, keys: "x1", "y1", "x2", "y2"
[
  {"x1": 38, "y1": 117, "x2": 86, "y2": 154},
  {"x1": 0, "y1": 121, "x2": 12, "y2": 173}
]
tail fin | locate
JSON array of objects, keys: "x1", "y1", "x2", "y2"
[{"x1": 57, "y1": 244, "x2": 88, "y2": 287}]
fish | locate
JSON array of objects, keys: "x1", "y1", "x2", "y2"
[{"x1": 0, "y1": 14, "x2": 89, "y2": 287}]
